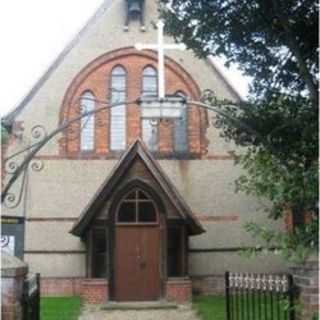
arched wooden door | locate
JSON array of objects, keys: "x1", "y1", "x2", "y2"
[{"x1": 114, "y1": 189, "x2": 161, "y2": 301}]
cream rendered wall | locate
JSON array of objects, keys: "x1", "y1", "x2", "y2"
[
  {"x1": 24, "y1": 254, "x2": 86, "y2": 278},
  {"x1": 3, "y1": 0, "x2": 287, "y2": 277}
]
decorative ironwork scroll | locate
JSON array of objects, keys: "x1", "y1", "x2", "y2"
[{"x1": 228, "y1": 272, "x2": 289, "y2": 293}]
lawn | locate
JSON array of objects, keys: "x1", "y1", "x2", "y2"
[
  {"x1": 41, "y1": 297, "x2": 82, "y2": 320},
  {"x1": 193, "y1": 295, "x2": 226, "y2": 320},
  {"x1": 193, "y1": 295, "x2": 292, "y2": 320}
]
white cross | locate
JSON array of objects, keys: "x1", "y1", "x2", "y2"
[{"x1": 135, "y1": 20, "x2": 186, "y2": 99}]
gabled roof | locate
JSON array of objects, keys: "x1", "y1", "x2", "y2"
[{"x1": 70, "y1": 139, "x2": 205, "y2": 237}]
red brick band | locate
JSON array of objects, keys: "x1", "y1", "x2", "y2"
[{"x1": 197, "y1": 215, "x2": 239, "y2": 222}]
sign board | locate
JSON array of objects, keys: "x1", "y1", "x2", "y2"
[
  {"x1": 139, "y1": 96, "x2": 186, "y2": 120},
  {"x1": 1, "y1": 215, "x2": 25, "y2": 259}
]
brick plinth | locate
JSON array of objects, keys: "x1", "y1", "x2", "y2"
[
  {"x1": 166, "y1": 278, "x2": 192, "y2": 304},
  {"x1": 1, "y1": 303, "x2": 23, "y2": 320},
  {"x1": 290, "y1": 257, "x2": 319, "y2": 320},
  {"x1": 1, "y1": 253, "x2": 28, "y2": 320},
  {"x1": 80, "y1": 279, "x2": 109, "y2": 304},
  {"x1": 41, "y1": 278, "x2": 83, "y2": 296}
]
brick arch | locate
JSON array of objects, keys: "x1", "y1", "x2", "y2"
[{"x1": 59, "y1": 47, "x2": 208, "y2": 157}]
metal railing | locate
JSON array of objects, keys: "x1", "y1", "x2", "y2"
[{"x1": 225, "y1": 272, "x2": 295, "y2": 320}]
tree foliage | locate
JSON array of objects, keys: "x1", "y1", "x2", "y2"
[
  {"x1": 1, "y1": 125, "x2": 9, "y2": 145},
  {"x1": 160, "y1": 0, "x2": 318, "y2": 107},
  {"x1": 160, "y1": 0, "x2": 318, "y2": 262}
]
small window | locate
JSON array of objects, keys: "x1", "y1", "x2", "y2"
[
  {"x1": 118, "y1": 202, "x2": 136, "y2": 223},
  {"x1": 116, "y1": 189, "x2": 158, "y2": 224},
  {"x1": 142, "y1": 67, "x2": 158, "y2": 151},
  {"x1": 80, "y1": 91, "x2": 95, "y2": 151},
  {"x1": 110, "y1": 66, "x2": 127, "y2": 151},
  {"x1": 174, "y1": 91, "x2": 188, "y2": 153},
  {"x1": 92, "y1": 229, "x2": 107, "y2": 278},
  {"x1": 167, "y1": 227, "x2": 184, "y2": 277},
  {"x1": 138, "y1": 202, "x2": 157, "y2": 222}
]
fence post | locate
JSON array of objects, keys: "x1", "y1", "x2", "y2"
[
  {"x1": 225, "y1": 271, "x2": 231, "y2": 320},
  {"x1": 288, "y1": 274, "x2": 295, "y2": 320},
  {"x1": 23, "y1": 277, "x2": 29, "y2": 320},
  {"x1": 36, "y1": 273, "x2": 40, "y2": 320}
]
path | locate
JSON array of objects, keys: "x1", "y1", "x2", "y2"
[{"x1": 79, "y1": 304, "x2": 200, "y2": 320}]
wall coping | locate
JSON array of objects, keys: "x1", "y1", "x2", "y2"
[{"x1": 1, "y1": 252, "x2": 28, "y2": 278}]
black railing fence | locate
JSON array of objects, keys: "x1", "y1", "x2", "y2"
[
  {"x1": 225, "y1": 272, "x2": 295, "y2": 320},
  {"x1": 23, "y1": 273, "x2": 40, "y2": 320}
]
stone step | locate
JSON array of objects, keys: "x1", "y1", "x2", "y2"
[{"x1": 101, "y1": 301, "x2": 178, "y2": 310}]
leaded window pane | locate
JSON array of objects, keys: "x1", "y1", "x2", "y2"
[
  {"x1": 110, "y1": 66, "x2": 126, "y2": 151},
  {"x1": 142, "y1": 67, "x2": 158, "y2": 151},
  {"x1": 117, "y1": 189, "x2": 158, "y2": 224},
  {"x1": 174, "y1": 91, "x2": 188, "y2": 153},
  {"x1": 80, "y1": 91, "x2": 95, "y2": 151},
  {"x1": 142, "y1": 120, "x2": 158, "y2": 151}
]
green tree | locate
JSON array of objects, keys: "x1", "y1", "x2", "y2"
[
  {"x1": 160, "y1": 0, "x2": 318, "y2": 262},
  {"x1": 160, "y1": 0, "x2": 318, "y2": 108},
  {"x1": 1, "y1": 124, "x2": 9, "y2": 145}
]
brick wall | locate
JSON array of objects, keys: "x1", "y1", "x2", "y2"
[
  {"x1": 41, "y1": 278, "x2": 83, "y2": 296},
  {"x1": 1, "y1": 253, "x2": 28, "y2": 320},
  {"x1": 166, "y1": 278, "x2": 192, "y2": 304},
  {"x1": 41, "y1": 276, "x2": 226, "y2": 303},
  {"x1": 80, "y1": 279, "x2": 109, "y2": 304},
  {"x1": 290, "y1": 257, "x2": 319, "y2": 320}
]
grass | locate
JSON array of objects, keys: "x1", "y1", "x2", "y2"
[
  {"x1": 193, "y1": 295, "x2": 291, "y2": 320},
  {"x1": 41, "y1": 297, "x2": 82, "y2": 320},
  {"x1": 193, "y1": 295, "x2": 226, "y2": 320}
]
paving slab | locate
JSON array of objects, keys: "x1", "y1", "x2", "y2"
[
  {"x1": 101, "y1": 301, "x2": 178, "y2": 310},
  {"x1": 79, "y1": 304, "x2": 200, "y2": 320}
]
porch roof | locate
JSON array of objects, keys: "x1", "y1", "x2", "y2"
[{"x1": 70, "y1": 139, "x2": 205, "y2": 237}]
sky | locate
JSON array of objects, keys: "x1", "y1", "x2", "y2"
[{"x1": 0, "y1": 0, "x2": 250, "y2": 118}]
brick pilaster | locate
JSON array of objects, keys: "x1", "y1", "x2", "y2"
[{"x1": 290, "y1": 257, "x2": 319, "y2": 320}]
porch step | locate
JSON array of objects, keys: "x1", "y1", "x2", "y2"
[{"x1": 102, "y1": 301, "x2": 178, "y2": 310}]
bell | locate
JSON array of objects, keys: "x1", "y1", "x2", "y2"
[{"x1": 128, "y1": 0, "x2": 142, "y2": 17}]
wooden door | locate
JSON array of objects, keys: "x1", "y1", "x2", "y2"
[{"x1": 114, "y1": 226, "x2": 161, "y2": 301}]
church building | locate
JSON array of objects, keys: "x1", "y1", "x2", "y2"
[{"x1": 2, "y1": 0, "x2": 286, "y2": 304}]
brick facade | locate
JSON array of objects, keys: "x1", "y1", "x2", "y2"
[{"x1": 59, "y1": 47, "x2": 208, "y2": 158}]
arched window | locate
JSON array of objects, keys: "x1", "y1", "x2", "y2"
[
  {"x1": 174, "y1": 91, "x2": 188, "y2": 153},
  {"x1": 80, "y1": 91, "x2": 95, "y2": 151},
  {"x1": 142, "y1": 66, "x2": 157, "y2": 96},
  {"x1": 142, "y1": 66, "x2": 158, "y2": 151},
  {"x1": 117, "y1": 189, "x2": 158, "y2": 224},
  {"x1": 110, "y1": 66, "x2": 127, "y2": 150}
]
